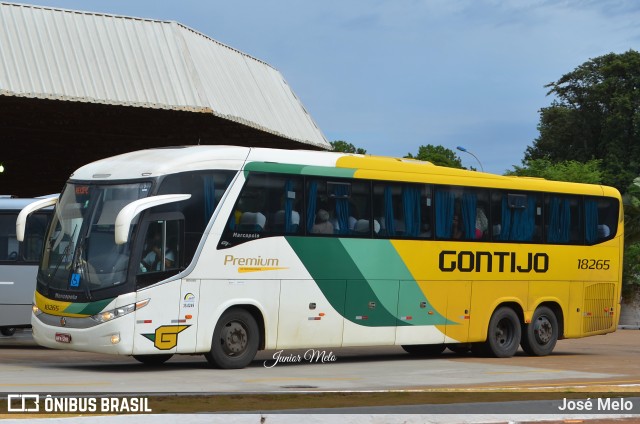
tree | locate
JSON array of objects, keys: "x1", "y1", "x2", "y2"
[
  {"x1": 624, "y1": 177, "x2": 640, "y2": 245},
  {"x1": 330, "y1": 140, "x2": 367, "y2": 154},
  {"x1": 525, "y1": 50, "x2": 640, "y2": 192},
  {"x1": 623, "y1": 177, "x2": 640, "y2": 297},
  {"x1": 405, "y1": 144, "x2": 464, "y2": 169},
  {"x1": 506, "y1": 158, "x2": 603, "y2": 184}
]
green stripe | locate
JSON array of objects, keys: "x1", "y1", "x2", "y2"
[
  {"x1": 285, "y1": 237, "x2": 452, "y2": 326},
  {"x1": 244, "y1": 162, "x2": 356, "y2": 178},
  {"x1": 63, "y1": 298, "x2": 114, "y2": 316}
]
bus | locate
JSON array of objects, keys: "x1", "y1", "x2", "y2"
[
  {"x1": 18, "y1": 146, "x2": 623, "y2": 368},
  {"x1": 1, "y1": 195, "x2": 53, "y2": 336}
]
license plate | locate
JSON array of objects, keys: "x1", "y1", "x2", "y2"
[{"x1": 55, "y1": 333, "x2": 72, "y2": 343}]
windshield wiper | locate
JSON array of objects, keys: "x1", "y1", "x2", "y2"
[
  {"x1": 48, "y1": 224, "x2": 78, "y2": 282},
  {"x1": 73, "y1": 235, "x2": 93, "y2": 301}
]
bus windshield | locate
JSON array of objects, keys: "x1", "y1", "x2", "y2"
[{"x1": 38, "y1": 182, "x2": 151, "y2": 298}]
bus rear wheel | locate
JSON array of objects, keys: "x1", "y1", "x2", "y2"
[
  {"x1": 205, "y1": 308, "x2": 259, "y2": 369},
  {"x1": 521, "y1": 306, "x2": 558, "y2": 356},
  {"x1": 401, "y1": 344, "x2": 445, "y2": 356},
  {"x1": 484, "y1": 307, "x2": 521, "y2": 358},
  {"x1": 132, "y1": 354, "x2": 173, "y2": 365}
]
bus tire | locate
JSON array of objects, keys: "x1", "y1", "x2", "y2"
[
  {"x1": 401, "y1": 344, "x2": 445, "y2": 356},
  {"x1": 132, "y1": 354, "x2": 173, "y2": 365},
  {"x1": 205, "y1": 308, "x2": 259, "y2": 369},
  {"x1": 0, "y1": 327, "x2": 16, "y2": 336},
  {"x1": 521, "y1": 306, "x2": 558, "y2": 356},
  {"x1": 484, "y1": 307, "x2": 521, "y2": 358}
]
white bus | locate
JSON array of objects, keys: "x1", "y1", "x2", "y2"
[
  {"x1": 19, "y1": 146, "x2": 622, "y2": 367},
  {"x1": 0, "y1": 196, "x2": 53, "y2": 336}
]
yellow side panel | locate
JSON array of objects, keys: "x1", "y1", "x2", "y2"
[
  {"x1": 566, "y1": 281, "x2": 585, "y2": 338},
  {"x1": 468, "y1": 281, "x2": 527, "y2": 342},
  {"x1": 425, "y1": 280, "x2": 471, "y2": 343}
]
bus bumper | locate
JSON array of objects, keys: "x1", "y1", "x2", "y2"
[{"x1": 31, "y1": 312, "x2": 135, "y2": 355}]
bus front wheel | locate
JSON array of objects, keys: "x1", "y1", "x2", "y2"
[
  {"x1": 484, "y1": 307, "x2": 521, "y2": 358},
  {"x1": 205, "y1": 308, "x2": 259, "y2": 369},
  {"x1": 521, "y1": 306, "x2": 558, "y2": 356}
]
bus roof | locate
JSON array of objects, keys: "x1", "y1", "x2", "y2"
[
  {"x1": 68, "y1": 146, "x2": 620, "y2": 198},
  {"x1": 0, "y1": 195, "x2": 57, "y2": 211},
  {"x1": 69, "y1": 146, "x2": 348, "y2": 181}
]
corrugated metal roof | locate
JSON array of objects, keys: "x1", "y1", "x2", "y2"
[{"x1": 0, "y1": 2, "x2": 329, "y2": 148}]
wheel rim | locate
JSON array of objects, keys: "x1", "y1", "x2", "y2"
[
  {"x1": 495, "y1": 318, "x2": 515, "y2": 347},
  {"x1": 533, "y1": 316, "x2": 553, "y2": 345},
  {"x1": 220, "y1": 321, "x2": 248, "y2": 357}
]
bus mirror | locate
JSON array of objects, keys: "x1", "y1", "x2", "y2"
[
  {"x1": 16, "y1": 196, "x2": 58, "y2": 242},
  {"x1": 114, "y1": 194, "x2": 191, "y2": 245}
]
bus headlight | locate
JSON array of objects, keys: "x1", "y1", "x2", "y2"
[
  {"x1": 91, "y1": 299, "x2": 150, "y2": 323},
  {"x1": 32, "y1": 303, "x2": 43, "y2": 316}
]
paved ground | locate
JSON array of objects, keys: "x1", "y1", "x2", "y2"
[{"x1": 1, "y1": 328, "x2": 639, "y2": 423}]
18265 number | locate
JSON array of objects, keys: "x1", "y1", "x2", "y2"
[{"x1": 577, "y1": 259, "x2": 610, "y2": 270}]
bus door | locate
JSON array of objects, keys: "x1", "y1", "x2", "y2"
[
  {"x1": 342, "y1": 279, "x2": 398, "y2": 346},
  {"x1": 277, "y1": 279, "x2": 346, "y2": 348},
  {"x1": 133, "y1": 217, "x2": 185, "y2": 354}
]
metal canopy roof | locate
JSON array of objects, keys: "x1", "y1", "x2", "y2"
[{"x1": 0, "y1": 2, "x2": 329, "y2": 149}]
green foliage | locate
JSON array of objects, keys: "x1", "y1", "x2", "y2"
[
  {"x1": 623, "y1": 177, "x2": 640, "y2": 246},
  {"x1": 405, "y1": 144, "x2": 464, "y2": 169},
  {"x1": 330, "y1": 140, "x2": 367, "y2": 154},
  {"x1": 620, "y1": 177, "x2": 640, "y2": 296},
  {"x1": 525, "y1": 50, "x2": 640, "y2": 192},
  {"x1": 506, "y1": 158, "x2": 603, "y2": 184},
  {"x1": 623, "y1": 242, "x2": 640, "y2": 298}
]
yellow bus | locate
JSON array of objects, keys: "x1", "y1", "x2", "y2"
[{"x1": 19, "y1": 146, "x2": 623, "y2": 368}]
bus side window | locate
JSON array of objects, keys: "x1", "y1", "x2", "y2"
[
  {"x1": 24, "y1": 213, "x2": 50, "y2": 262},
  {"x1": 374, "y1": 182, "x2": 430, "y2": 239},
  {"x1": 345, "y1": 180, "x2": 371, "y2": 236},
  {"x1": 306, "y1": 179, "x2": 324, "y2": 235},
  {"x1": 545, "y1": 195, "x2": 582, "y2": 244},
  {"x1": 268, "y1": 176, "x2": 302, "y2": 235},
  {"x1": 435, "y1": 187, "x2": 456, "y2": 240},
  {"x1": 230, "y1": 175, "x2": 268, "y2": 232},
  {"x1": 0, "y1": 213, "x2": 19, "y2": 261},
  {"x1": 375, "y1": 183, "x2": 401, "y2": 237},
  {"x1": 466, "y1": 189, "x2": 490, "y2": 241},
  {"x1": 435, "y1": 186, "x2": 489, "y2": 241},
  {"x1": 138, "y1": 220, "x2": 182, "y2": 275},
  {"x1": 585, "y1": 197, "x2": 618, "y2": 244},
  {"x1": 491, "y1": 191, "x2": 541, "y2": 243}
]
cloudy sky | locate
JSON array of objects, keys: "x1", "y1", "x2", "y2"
[{"x1": 27, "y1": 0, "x2": 640, "y2": 174}]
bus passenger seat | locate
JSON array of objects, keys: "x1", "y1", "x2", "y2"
[
  {"x1": 354, "y1": 219, "x2": 369, "y2": 234},
  {"x1": 273, "y1": 210, "x2": 300, "y2": 233},
  {"x1": 597, "y1": 224, "x2": 610, "y2": 238},
  {"x1": 238, "y1": 212, "x2": 266, "y2": 232},
  {"x1": 353, "y1": 219, "x2": 381, "y2": 235}
]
